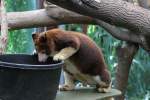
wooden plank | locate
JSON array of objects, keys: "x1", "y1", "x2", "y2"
[{"x1": 55, "y1": 87, "x2": 121, "y2": 100}]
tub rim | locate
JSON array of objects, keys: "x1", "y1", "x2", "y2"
[{"x1": 0, "y1": 54, "x2": 64, "y2": 70}]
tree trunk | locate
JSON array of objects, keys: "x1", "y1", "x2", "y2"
[
  {"x1": 0, "y1": 0, "x2": 8, "y2": 54},
  {"x1": 115, "y1": 43, "x2": 139, "y2": 100},
  {"x1": 47, "y1": 0, "x2": 150, "y2": 36},
  {"x1": 113, "y1": 1, "x2": 139, "y2": 100}
]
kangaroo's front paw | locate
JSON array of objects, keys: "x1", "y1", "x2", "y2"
[
  {"x1": 59, "y1": 84, "x2": 75, "y2": 91},
  {"x1": 97, "y1": 87, "x2": 111, "y2": 93},
  {"x1": 53, "y1": 54, "x2": 65, "y2": 61}
]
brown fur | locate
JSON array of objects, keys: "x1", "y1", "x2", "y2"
[{"x1": 32, "y1": 28, "x2": 111, "y2": 92}]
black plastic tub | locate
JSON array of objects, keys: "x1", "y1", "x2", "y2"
[{"x1": 0, "y1": 54, "x2": 64, "y2": 100}]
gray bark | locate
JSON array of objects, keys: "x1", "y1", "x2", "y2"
[
  {"x1": 115, "y1": 43, "x2": 139, "y2": 100},
  {"x1": 0, "y1": 6, "x2": 141, "y2": 45},
  {"x1": 0, "y1": 8, "x2": 94, "y2": 30},
  {"x1": 0, "y1": 3, "x2": 149, "y2": 52},
  {"x1": 47, "y1": 0, "x2": 150, "y2": 36}
]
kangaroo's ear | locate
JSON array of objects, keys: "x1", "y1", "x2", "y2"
[
  {"x1": 32, "y1": 33, "x2": 39, "y2": 40},
  {"x1": 39, "y1": 33, "x2": 47, "y2": 43}
]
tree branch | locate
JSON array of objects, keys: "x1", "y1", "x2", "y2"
[
  {"x1": 47, "y1": 0, "x2": 150, "y2": 36},
  {"x1": 137, "y1": 0, "x2": 150, "y2": 52},
  {"x1": 0, "y1": 7, "x2": 95, "y2": 30},
  {"x1": 46, "y1": 5, "x2": 142, "y2": 44},
  {"x1": 95, "y1": 19, "x2": 141, "y2": 44},
  {"x1": 0, "y1": 4, "x2": 147, "y2": 49}
]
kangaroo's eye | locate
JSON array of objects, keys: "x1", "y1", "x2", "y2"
[{"x1": 40, "y1": 50, "x2": 46, "y2": 54}]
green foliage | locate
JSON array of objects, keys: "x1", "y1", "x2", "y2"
[
  {"x1": 127, "y1": 49, "x2": 150, "y2": 99},
  {"x1": 6, "y1": 29, "x2": 33, "y2": 53},
  {"x1": 6, "y1": 0, "x2": 36, "y2": 12},
  {"x1": 65, "y1": 24, "x2": 83, "y2": 32},
  {"x1": 5, "y1": 0, "x2": 35, "y2": 54}
]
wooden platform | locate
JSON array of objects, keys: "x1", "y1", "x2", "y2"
[{"x1": 55, "y1": 87, "x2": 121, "y2": 100}]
